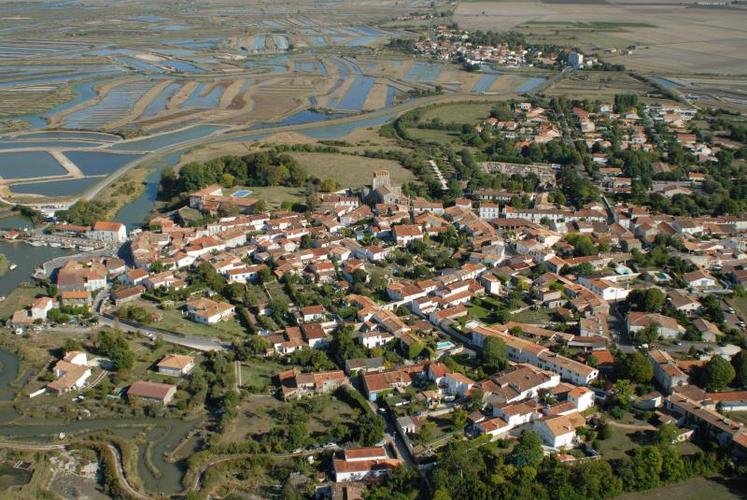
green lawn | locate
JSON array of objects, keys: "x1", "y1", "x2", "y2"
[
  {"x1": 468, "y1": 303, "x2": 495, "y2": 322},
  {"x1": 405, "y1": 127, "x2": 462, "y2": 145},
  {"x1": 596, "y1": 426, "x2": 639, "y2": 460},
  {"x1": 511, "y1": 308, "x2": 553, "y2": 324},
  {"x1": 0, "y1": 285, "x2": 46, "y2": 320},
  {"x1": 618, "y1": 476, "x2": 747, "y2": 500},
  {"x1": 240, "y1": 358, "x2": 286, "y2": 393},
  {"x1": 418, "y1": 102, "x2": 490, "y2": 124},
  {"x1": 136, "y1": 301, "x2": 248, "y2": 339}
]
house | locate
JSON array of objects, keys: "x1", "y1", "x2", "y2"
[
  {"x1": 647, "y1": 350, "x2": 688, "y2": 394},
  {"x1": 300, "y1": 305, "x2": 326, "y2": 323},
  {"x1": 393, "y1": 224, "x2": 423, "y2": 246},
  {"x1": 277, "y1": 369, "x2": 348, "y2": 400},
  {"x1": 344, "y1": 357, "x2": 385, "y2": 375},
  {"x1": 60, "y1": 290, "x2": 92, "y2": 308},
  {"x1": 47, "y1": 351, "x2": 92, "y2": 394},
  {"x1": 562, "y1": 385, "x2": 591, "y2": 410},
  {"x1": 692, "y1": 318, "x2": 722, "y2": 343},
  {"x1": 185, "y1": 297, "x2": 235, "y2": 324},
  {"x1": 474, "y1": 416, "x2": 512, "y2": 440},
  {"x1": 89, "y1": 221, "x2": 127, "y2": 244},
  {"x1": 627, "y1": 312, "x2": 681, "y2": 339},
  {"x1": 443, "y1": 372, "x2": 475, "y2": 397},
  {"x1": 362, "y1": 369, "x2": 413, "y2": 401},
  {"x1": 157, "y1": 355, "x2": 196, "y2": 377},
  {"x1": 533, "y1": 412, "x2": 585, "y2": 449},
  {"x1": 668, "y1": 289, "x2": 700, "y2": 315},
  {"x1": 128, "y1": 381, "x2": 177, "y2": 405},
  {"x1": 333, "y1": 447, "x2": 401, "y2": 482},
  {"x1": 708, "y1": 391, "x2": 747, "y2": 412},
  {"x1": 112, "y1": 285, "x2": 146, "y2": 305},
  {"x1": 30, "y1": 297, "x2": 57, "y2": 320},
  {"x1": 683, "y1": 269, "x2": 718, "y2": 290}
]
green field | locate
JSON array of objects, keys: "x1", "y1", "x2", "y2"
[
  {"x1": 620, "y1": 476, "x2": 747, "y2": 500},
  {"x1": 288, "y1": 152, "x2": 413, "y2": 188},
  {"x1": 418, "y1": 102, "x2": 490, "y2": 125},
  {"x1": 405, "y1": 127, "x2": 462, "y2": 145}
]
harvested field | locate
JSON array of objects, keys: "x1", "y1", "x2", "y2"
[{"x1": 287, "y1": 151, "x2": 413, "y2": 188}]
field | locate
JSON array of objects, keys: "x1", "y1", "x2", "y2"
[
  {"x1": 418, "y1": 102, "x2": 491, "y2": 125},
  {"x1": 455, "y1": 1, "x2": 747, "y2": 75},
  {"x1": 134, "y1": 300, "x2": 247, "y2": 340},
  {"x1": 620, "y1": 476, "x2": 747, "y2": 500},
  {"x1": 288, "y1": 152, "x2": 413, "y2": 188},
  {"x1": 545, "y1": 71, "x2": 656, "y2": 99},
  {"x1": 0, "y1": 285, "x2": 46, "y2": 320},
  {"x1": 220, "y1": 392, "x2": 359, "y2": 444}
]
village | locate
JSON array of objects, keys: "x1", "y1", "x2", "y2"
[{"x1": 0, "y1": 90, "x2": 745, "y2": 497}]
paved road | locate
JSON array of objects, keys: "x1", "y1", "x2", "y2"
[{"x1": 98, "y1": 315, "x2": 229, "y2": 352}]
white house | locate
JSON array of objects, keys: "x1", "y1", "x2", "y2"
[
  {"x1": 568, "y1": 386, "x2": 595, "y2": 412},
  {"x1": 157, "y1": 354, "x2": 196, "y2": 377},
  {"x1": 90, "y1": 221, "x2": 127, "y2": 244},
  {"x1": 533, "y1": 412, "x2": 585, "y2": 449},
  {"x1": 443, "y1": 372, "x2": 475, "y2": 397}
]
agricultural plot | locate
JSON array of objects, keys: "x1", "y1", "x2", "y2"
[
  {"x1": 63, "y1": 80, "x2": 157, "y2": 130},
  {"x1": 0, "y1": 151, "x2": 67, "y2": 179},
  {"x1": 10, "y1": 177, "x2": 101, "y2": 198},
  {"x1": 62, "y1": 151, "x2": 144, "y2": 176}
]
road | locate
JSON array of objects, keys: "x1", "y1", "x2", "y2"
[{"x1": 98, "y1": 314, "x2": 230, "y2": 352}]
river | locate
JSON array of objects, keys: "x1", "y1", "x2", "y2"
[{"x1": 0, "y1": 239, "x2": 73, "y2": 297}]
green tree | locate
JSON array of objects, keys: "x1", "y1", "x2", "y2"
[
  {"x1": 481, "y1": 336, "x2": 507, "y2": 373},
  {"x1": 619, "y1": 351, "x2": 654, "y2": 383},
  {"x1": 509, "y1": 430, "x2": 544, "y2": 467},
  {"x1": 357, "y1": 413, "x2": 385, "y2": 446},
  {"x1": 700, "y1": 355, "x2": 735, "y2": 391},
  {"x1": 612, "y1": 379, "x2": 635, "y2": 409},
  {"x1": 733, "y1": 351, "x2": 747, "y2": 388}
]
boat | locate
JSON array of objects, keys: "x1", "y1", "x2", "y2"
[
  {"x1": 0, "y1": 296, "x2": 5, "y2": 302},
  {"x1": 8, "y1": 263, "x2": 17, "y2": 271}
]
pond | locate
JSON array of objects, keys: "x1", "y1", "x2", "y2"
[
  {"x1": 62, "y1": 151, "x2": 144, "y2": 176},
  {"x1": 473, "y1": 74, "x2": 501, "y2": 93},
  {"x1": 0, "y1": 141, "x2": 103, "y2": 150},
  {"x1": 0, "y1": 151, "x2": 67, "y2": 178},
  {"x1": 110, "y1": 124, "x2": 226, "y2": 152},
  {"x1": 10, "y1": 177, "x2": 102, "y2": 197},
  {"x1": 516, "y1": 76, "x2": 546, "y2": 93},
  {"x1": 0, "y1": 463, "x2": 31, "y2": 490}
]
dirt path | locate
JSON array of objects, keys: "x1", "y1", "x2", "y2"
[
  {"x1": 50, "y1": 150, "x2": 85, "y2": 178},
  {"x1": 608, "y1": 420, "x2": 656, "y2": 431}
]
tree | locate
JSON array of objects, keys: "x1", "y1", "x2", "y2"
[
  {"x1": 319, "y1": 178, "x2": 338, "y2": 192},
  {"x1": 509, "y1": 430, "x2": 544, "y2": 467},
  {"x1": 357, "y1": 413, "x2": 385, "y2": 446},
  {"x1": 636, "y1": 322, "x2": 660, "y2": 344},
  {"x1": 480, "y1": 337, "x2": 507, "y2": 373},
  {"x1": 612, "y1": 379, "x2": 635, "y2": 409},
  {"x1": 700, "y1": 355, "x2": 735, "y2": 391},
  {"x1": 629, "y1": 288, "x2": 666, "y2": 312},
  {"x1": 619, "y1": 351, "x2": 654, "y2": 383},
  {"x1": 63, "y1": 338, "x2": 82, "y2": 353},
  {"x1": 655, "y1": 422, "x2": 678, "y2": 445},
  {"x1": 733, "y1": 351, "x2": 747, "y2": 388}
]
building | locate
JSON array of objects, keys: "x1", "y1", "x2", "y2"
[
  {"x1": 90, "y1": 221, "x2": 127, "y2": 244},
  {"x1": 647, "y1": 349, "x2": 688, "y2": 394},
  {"x1": 277, "y1": 369, "x2": 348, "y2": 400},
  {"x1": 568, "y1": 52, "x2": 584, "y2": 69},
  {"x1": 533, "y1": 412, "x2": 585, "y2": 449},
  {"x1": 627, "y1": 312, "x2": 681, "y2": 339},
  {"x1": 185, "y1": 297, "x2": 235, "y2": 324},
  {"x1": 157, "y1": 355, "x2": 196, "y2": 377},
  {"x1": 47, "y1": 351, "x2": 91, "y2": 394},
  {"x1": 128, "y1": 381, "x2": 177, "y2": 405},
  {"x1": 333, "y1": 447, "x2": 401, "y2": 482}
]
